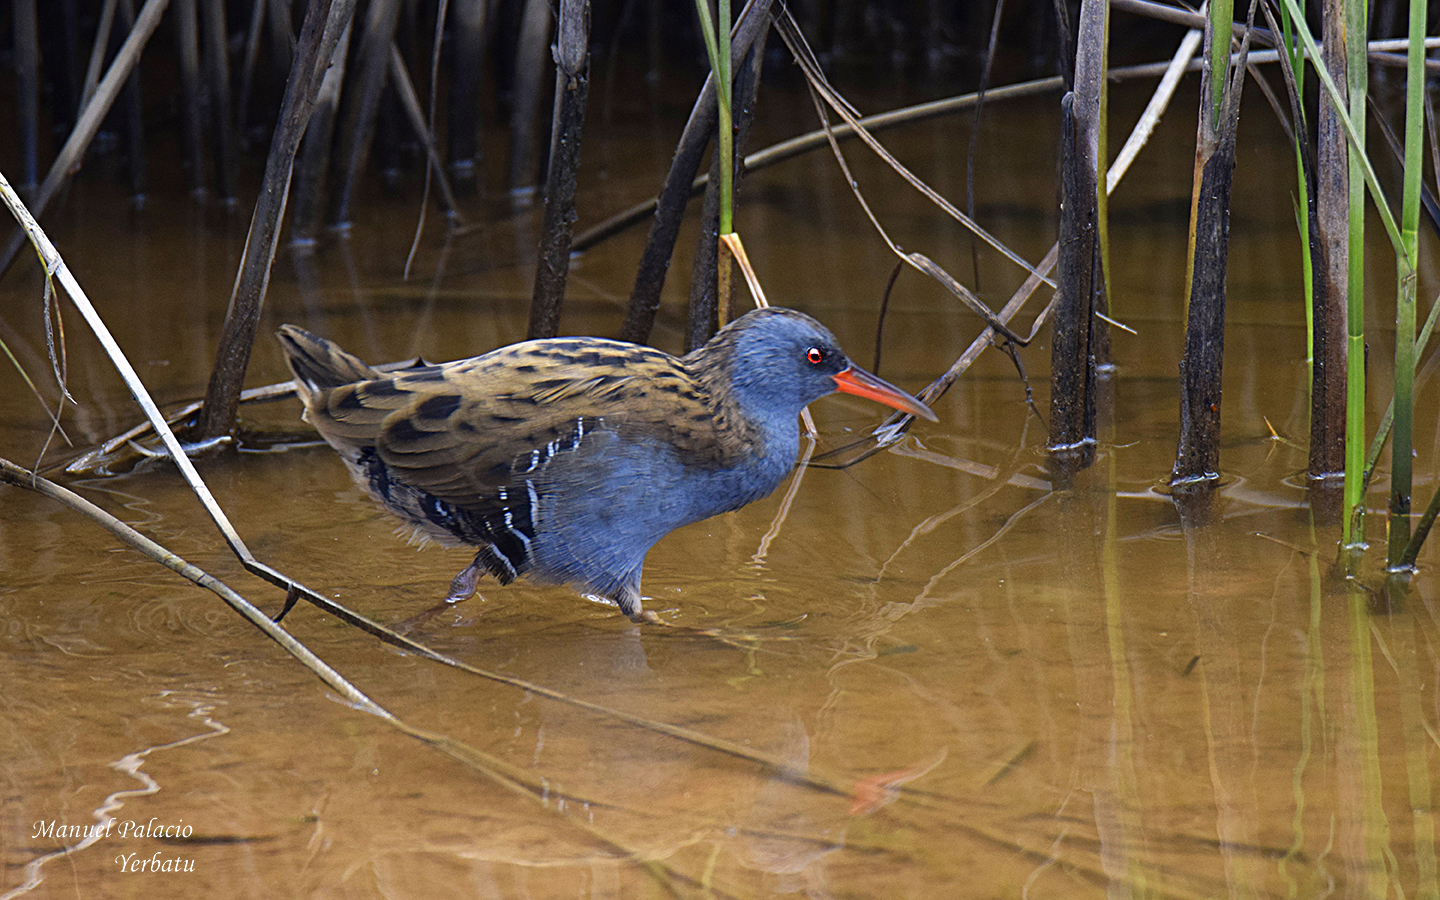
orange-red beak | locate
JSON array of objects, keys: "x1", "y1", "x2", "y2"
[{"x1": 832, "y1": 366, "x2": 937, "y2": 421}]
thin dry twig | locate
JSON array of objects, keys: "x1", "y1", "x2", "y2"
[
  {"x1": 774, "y1": 10, "x2": 1053, "y2": 314},
  {"x1": 404, "y1": 0, "x2": 453, "y2": 280}
]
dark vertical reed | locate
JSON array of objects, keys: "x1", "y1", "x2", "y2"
[
  {"x1": 620, "y1": 0, "x2": 773, "y2": 345},
  {"x1": 1048, "y1": 92, "x2": 1097, "y2": 478},
  {"x1": 509, "y1": 0, "x2": 553, "y2": 196},
  {"x1": 448, "y1": 0, "x2": 489, "y2": 187},
  {"x1": 528, "y1": 0, "x2": 591, "y2": 339},
  {"x1": 617, "y1": 85, "x2": 714, "y2": 344},
  {"x1": 196, "y1": 0, "x2": 356, "y2": 441},
  {"x1": 290, "y1": 19, "x2": 352, "y2": 243},
  {"x1": 201, "y1": 0, "x2": 238, "y2": 202},
  {"x1": 1311, "y1": 0, "x2": 1349, "y2": 488},
  {"x1": 14, "y1": 0, "x2": 40, "y2": 193},
  {"x1": 0, "y1": 0, "x2": 169, "y2": 278},
  {"x1": 174, "y1": 0, "x2": 207, "y2": 194},
  {"x1": 372, "y1": 75, "x2": 403, "y2": 181},
  {"x1": 684, "y1": 21, "x2": 767, "y2": 351},
  {"x1": 267, "y1": 0, "x2": 295, "y2": 78},
  {"x1": 53, "y1": 0, "x2": 85, "y2": 132},
  {"x1": 386, "y1": 44, "x2": 461, "y2": 212},
  {"x1": 325, "y1": 0, "x2": 400, "y2": 228},
  {"x1": 237, "y1": 0, "x2": 268, "y2": 142},
  {"x1": 116, "y1": 0, "x2": 148, "y2": 200},
  {"x1": 1171, "y1": 14, "x2": 1251, "y2": 486},
  {"x1": 1073, "y1": 0, "x2": 1110, "y2": 373},
  {"x1": 686, "y1": 159, "x2": 724, "y2": 352}
]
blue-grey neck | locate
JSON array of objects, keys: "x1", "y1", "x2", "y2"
[{"x1": 682, "y1": 308, "x2": 850, "y2": 511}]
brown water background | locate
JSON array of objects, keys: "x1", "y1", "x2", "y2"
[{"x1": 2, "y1": 72, "x2": 1438, "y2": 898}]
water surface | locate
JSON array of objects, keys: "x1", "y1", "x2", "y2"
[{"x1": 2, "y1": 77, "x2": 1437, "y2": 899}]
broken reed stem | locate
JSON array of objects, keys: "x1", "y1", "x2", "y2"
[
  {"x1": 1046, "y1": 0, "x2": 1107, "y2": 474},
  {"x1": 1170, "y1": 1, "x2": 1253, "y2": 488}
]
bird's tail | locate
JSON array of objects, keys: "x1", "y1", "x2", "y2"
[{"x1": 276, "y1": 325, "x2": 379, "y2": 402}]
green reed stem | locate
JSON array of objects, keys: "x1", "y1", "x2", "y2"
[
  {"x1": 1341, "y1": 0, "x2": 1367, "y2": 554},
  {"x1": 692, "y1": 0, "x2": 733, "y2": 236},
  {"x1": 1278, "y1": 2, "x2": 1314, "y2": 365},
  {"x1": 1206, "y1": 0, "x2": 1234, "y2": 123},
  {"x1": 1275, "y1": 0, "x2": 1406, "y2": 256},
  {"x1": 1363, "y1": 288, "x2": 1440, "y2": 486},
  {"x1": 717, "y1": 0, "x2": 732, "y2": 235},
  {"x1": 1387, "y1": 0, "x2": 1425, "y2": 568}
]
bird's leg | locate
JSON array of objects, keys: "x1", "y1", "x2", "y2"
[{"x1": 445, "y1": 554, "x2": 486, "y2": 604}]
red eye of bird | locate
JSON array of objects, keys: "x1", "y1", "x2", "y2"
[{"x1": 806, "y1": 347, "x2": 824, "y2": 365}]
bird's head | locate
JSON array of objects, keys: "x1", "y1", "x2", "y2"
[{"x1": 697, "y1": 308, "x2": 937, "y2": 428}]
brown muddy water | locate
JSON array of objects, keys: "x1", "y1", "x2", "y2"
[{"x1": 2, "y1": 75, "x2": 1438, "y2": 899}]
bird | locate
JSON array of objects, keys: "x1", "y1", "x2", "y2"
[{"x1": 276, "y1": 307, "x2": 936, "y2": 622}]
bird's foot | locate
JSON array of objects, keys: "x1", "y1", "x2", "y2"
[
  {"x1": 583, "y1": 592, "x2": 667, "y2": 625},
  {"x1": 627, "y1": 609, "x2": 664, "y2": 626},
  {"x1": 446, "y1": 560, "x2": 484, "y2": 604}
]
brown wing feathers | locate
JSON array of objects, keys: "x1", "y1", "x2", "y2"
[{"x1": 278, "y1": 327, "x2": 762, "y2": 509}]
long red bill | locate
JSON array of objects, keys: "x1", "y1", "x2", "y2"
[{"x1": 832, "y1": 366, "x2": 938, "y2": 422}]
